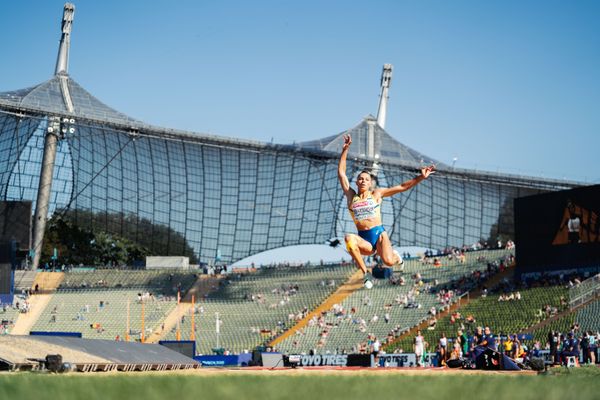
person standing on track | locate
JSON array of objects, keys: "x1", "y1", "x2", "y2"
[
  {"x1": 414, "y1": 329, "x2": 427, "y2": 367},
  {"x1": 338, "y1": 133, "x2": 435, "y2": 288}
]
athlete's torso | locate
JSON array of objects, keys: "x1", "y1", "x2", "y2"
[{"x1": 348, "y1": 191, "x2": 381, "y2": 229}]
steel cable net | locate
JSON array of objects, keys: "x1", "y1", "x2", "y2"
[{"x1": 0, "y1": 105, "x2": 568, "y2": 264}]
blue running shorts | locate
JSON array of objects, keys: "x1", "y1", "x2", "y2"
[{"x1": 357, "y1": 225, "x2": 385, "y2": 250}]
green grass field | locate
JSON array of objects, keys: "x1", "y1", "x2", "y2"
[{"x1": 1, "y1": 367, "x2": 599, "y2": 400}]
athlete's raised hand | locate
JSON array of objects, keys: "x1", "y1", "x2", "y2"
[
  {"x1": 342, "y1": 134, "x2": 352, "y2": 151},
  {"x1": 420, "y1": 165, "x2": 436, "y2": 179}
]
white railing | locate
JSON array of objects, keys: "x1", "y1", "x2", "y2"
[{"x1": 569, "y1": 273, "x2": 600, "y2": 309}]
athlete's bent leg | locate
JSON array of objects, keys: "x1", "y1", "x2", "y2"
[
  {"x1": 376, "y1": 233, "x2": 402, "y2": 267},
  {"x1": 344, "y1": 234, "x2": 372, "y2": 275}
]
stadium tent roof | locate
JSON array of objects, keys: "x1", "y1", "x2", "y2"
[
  {"x1": 0, "y1": 74, "x2": 581, "y2": 190},
  {"x1": 298, "y1": 115, "x2": 446, "y2": 168},
  {"x1": 0, "y1": 74, "x2": 140, "y2": 126},
  {"x1": 0, "y1": 64, "x2": 585, "y2": 190},
  {"x1": 0, "y1": 75, "x2": 441, "y2": 170}
]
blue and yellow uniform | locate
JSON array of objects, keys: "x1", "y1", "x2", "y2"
[{"x1": 348, "y1": 192, "x2": 385, "y2": 250}]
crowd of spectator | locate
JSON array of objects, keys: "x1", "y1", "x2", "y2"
[
  {"x1": 546, "y1": 325, "x2": 599, "y2": 366},
  {"x1": 404, "y1": 321, "x2": 600, "y2": 368},
  {"x1": 0, "y1": 291, "x2": 32, "y2": 334},
  {"x1": 284, "y1": 245, "x2": 517, "y2": 357},
  {"x1": 418, "y1": 239, "x2": 515, "y2": 261},
  {"x1": 497, "y1": 271, "x2": 589, "y2": 294}
]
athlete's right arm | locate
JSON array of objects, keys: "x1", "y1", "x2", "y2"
[{"x1": 338, "y1": 134, "x2": 352, "y2": 195}]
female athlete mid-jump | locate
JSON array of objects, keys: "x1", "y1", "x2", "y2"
[{"x1": 338, "y1": 134, "x2": 435, "y2": 288}]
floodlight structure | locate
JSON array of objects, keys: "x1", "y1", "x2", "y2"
[
  {"x1": 376, "y1": 64, "x2": 393, "y2": 130},
  {"x1": 32, "y1": 4, "x2": 76, "y2": 269}
]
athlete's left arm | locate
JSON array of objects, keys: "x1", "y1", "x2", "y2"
[{"x1": 376, "y1": 165, "x2": 436, "y2": 198}]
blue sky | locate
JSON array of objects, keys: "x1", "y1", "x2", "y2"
[{"x1": 2, "y1": 0, "x2": 599, "y2": 182}]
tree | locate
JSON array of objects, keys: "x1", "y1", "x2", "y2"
[{"x1": 42, "y1": 209, "x2": 199, "y2": 266}]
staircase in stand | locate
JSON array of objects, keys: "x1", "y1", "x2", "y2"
[{"x1": 268, "y1": 270, "x2": 364, "y2": 348}]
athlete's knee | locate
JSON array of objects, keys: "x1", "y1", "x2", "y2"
[
  {"x1": 345, "y1": 234, "x2": 357, "y2": 252},
  {"x1": 381, "y1": 255, "x2": 395, "y2": 266}
]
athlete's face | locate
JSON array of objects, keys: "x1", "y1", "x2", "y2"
[{"x1": 356, "y1": 173, "x2": 372, "y2": 192}]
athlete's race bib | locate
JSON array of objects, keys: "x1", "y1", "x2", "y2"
[{"x1": 351, "y1": 198, "x2": 379, "y2": 221}]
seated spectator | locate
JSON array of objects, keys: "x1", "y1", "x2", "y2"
[
  {"x1": 560, "y1": 296, "x2": 568, "y2": 308},
  {"x1": 560, "y1": 333, "x2": 580, "y2": 365},
  {"x1": 513, "y1": 337, "x2": 526, "y2": 362},
  {"x1": 427, "y1": 318, "x2": 437, "y2": 330},
  {"x1": 449, "y1": 342, "x2": 462, "y2": 360}
]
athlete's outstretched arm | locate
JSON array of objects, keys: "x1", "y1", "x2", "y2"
[
  {"x1": 338, "y1": 134, "x2": 353, "y2": 195},
  {"x1": 377, "y1": 165, "x2": 436, "y2": 198}
]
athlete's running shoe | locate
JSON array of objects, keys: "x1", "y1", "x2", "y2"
[
  {"x1": 393, "y1": 250, "x2": 404, "y2": 271},
  {"x1": 363, "y1": 274, "x2": 374, "y2": 289}
]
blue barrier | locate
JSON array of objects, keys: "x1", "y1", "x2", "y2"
[
  {"x1": 378, "y1": 353, "x2": 438, "y2": 367},
  {"x1": 238, "y1": 353, "x2": 252, "y2": 366},
  {"x1": 0, "y1": 294, "x2": 13, "y2": 305},
  {"x1": 194, "y1": 355, "x2": 241, "y2": 367},
  {"x1": 30, "y1": 331, "x2": 82, "y2": 338}
]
